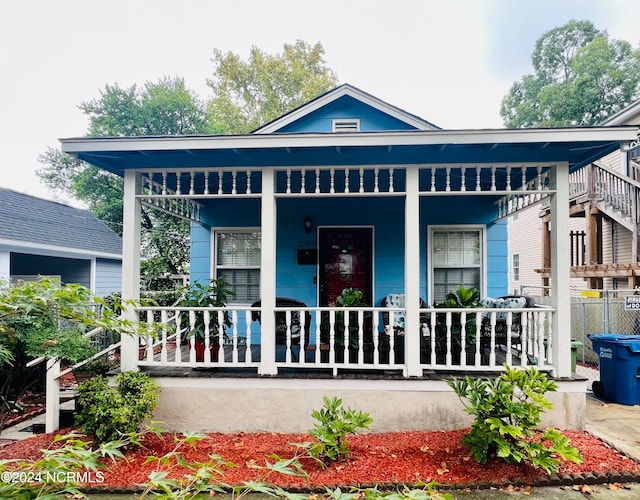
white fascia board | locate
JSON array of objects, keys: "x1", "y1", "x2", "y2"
[
  {"x1": 0, "y1": 238, "x2": 122, "y2": 261},
  {"x1": 254, "y1": 85, "x2": 439, "y2": 133},
  {"x1": 60, "y1": 126, "x2": 639, "y2": 154}
]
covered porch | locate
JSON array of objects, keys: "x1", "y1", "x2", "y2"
[{"x1": 59, "y1": 123, "x2": 638, "y2": 433}]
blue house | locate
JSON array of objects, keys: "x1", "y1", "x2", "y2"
[{"x1": 60, "y1": 84, "x2": 637, "y2": 433}]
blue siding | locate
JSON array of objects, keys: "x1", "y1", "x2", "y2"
[
  {"x1": 189, "y1": 195, "x2": 509, "y2": 306},
  {"x1": 276, "y1": 96, "x2": 418, "y2": 133},
  {"x1": 94, "y1": 258, "x2": 122, "y2": 297}
]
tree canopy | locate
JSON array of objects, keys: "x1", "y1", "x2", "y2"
[
  {"x1": 38, "y1": 42, "x2": 338, "y2": 280},
  {"x1": 500, "y1": 20, "x2": 640, "y2": 127},
  {"x1": 207, "y1": 40, "x2": 338, "y2": 133}
]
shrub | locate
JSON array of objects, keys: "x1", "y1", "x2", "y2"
[
  {"x1": 448, "y1": 365, "x2": 583, "y2": 474},
  {"x1": 303, "y1": 396, "x2": 373, "y2": 463},
  {"x1": 76, "y1": 371, "x2": 159, "y2": 444}
]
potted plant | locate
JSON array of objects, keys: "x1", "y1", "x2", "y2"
[
  {"x1": 320, "y1": 288, "x2": 372, "y2": 362},
  {"x1": 176, "y1": 277, "x2": 233, "y2": 362},
  {"x1": 434, "y1": 286, "x2": 481, "y2": 364}
]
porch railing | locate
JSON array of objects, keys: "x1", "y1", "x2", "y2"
[{"x1": 134, "y1": 304, "x2": 556, "y2": 375}]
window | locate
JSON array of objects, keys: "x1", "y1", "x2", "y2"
[
  {"x1": 214, "y1": 230, "x2": 261, "y2": 304},
  {"x1": 512, "y1": 254, "x2": 520, "y2": 282},
  {"x1": 430, "y1": 227, "x2": 482, "y2": 303},
  {"x1": 332, "y1": 119, "x2": 360, "y2": 132}
]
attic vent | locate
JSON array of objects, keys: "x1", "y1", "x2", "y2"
[{"x1": 332, "y1": 119, "x2": 360, "y2": 132}]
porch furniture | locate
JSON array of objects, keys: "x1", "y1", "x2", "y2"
[
  {"x1": 380, "y1": 294, "x2": 429, "y2": 364},
  {"x1": 250, "y1": 297, "x2": 311, "y2": 347},
  {"x1": 380, "y1": 293, "x2": 429, "y2": 335},
  {"x1": 479, "y1": 295, "x2": 535, "y2": 354}
]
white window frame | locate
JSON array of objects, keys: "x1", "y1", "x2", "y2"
[
  {"x1": 211, "y1": 227, "x2": 261, "y2": 305},
  {"x1": 512, "y1": 253, "x2": 520, "y2": 282},
  {"x1": 332, "y1": 119, "x2": 360, "y2": 132},
  {"x1": 427, "y1": 225, "x2": 486, "y2": 303}
]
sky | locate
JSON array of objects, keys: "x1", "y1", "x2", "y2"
[{"x1": 1, "y1": 0, "x2": 639, "y2": 206}]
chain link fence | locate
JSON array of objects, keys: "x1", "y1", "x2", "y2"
[{"x1": 519, "y1": 286, "x2": 640, "y2": 388}]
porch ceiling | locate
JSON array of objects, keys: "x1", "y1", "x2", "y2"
[{"x1": 61, "y1": 127, "x2": 637, "y2": 176}]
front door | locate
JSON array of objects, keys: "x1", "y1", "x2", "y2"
[{"x1": 318, "y1": 227, "x2": 373, "y2": 306}]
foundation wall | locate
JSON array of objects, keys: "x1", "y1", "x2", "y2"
[{"x1": 151, "y1": 377, "x2": 587, "y2": 433}]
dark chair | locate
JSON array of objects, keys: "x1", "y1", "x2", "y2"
[
  {"x1": 480, "y1": 295, "x2": 535, "y2": 353},
  {"x1": 250, "y1": 297, "x2": 311, "y2": 347}
]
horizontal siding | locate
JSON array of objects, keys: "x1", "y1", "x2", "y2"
[{"x1": 94, "y1": 258, "x2": 122, "y2": 297}]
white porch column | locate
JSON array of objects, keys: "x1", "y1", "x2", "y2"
[
  {"x1": 0, "y1": 250, "x2": 10, "y2": 283},
  {"x1": 121, "y1": 170, "x2": 142, "y2": 371},
  {"x1": 404, "y1": 165, "x2": 422, "y2": 377},
  {"x1": 550, "y1": 161, "x2": 571, "y2": 378},
  {"x1": 259, "y1": 168, "x2": 277, "y2": 375}
]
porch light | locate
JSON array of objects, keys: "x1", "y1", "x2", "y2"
[{"x1": 304, "y1": 216, "x2": 313, "y2": 234}]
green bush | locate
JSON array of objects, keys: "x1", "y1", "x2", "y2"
[
  {"x1": 303, "y1": 396, "x2": 373, "y2": 463},
  {"x1": 76, "y1": 371, "x2": 159, "y2": 444},
  {"x1": 448, "y1": 365, "x2": 583, "y2": 474}
]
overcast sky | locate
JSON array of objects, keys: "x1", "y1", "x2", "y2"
[{"x1": 1, "y1": 0, "x2": 639, "y2": 205}]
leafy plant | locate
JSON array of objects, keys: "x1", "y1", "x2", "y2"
[
  {"x1": 321, "y1": 288, "x2": 372, "y2": 348},
  {"x1": 138, "y1": 427, "x2": 308, "y2": 500},
  {"x1": 302, "y1": 396, "x2": 373, "y2": 464},
  {"x1": 75, "y1": 370, "x2": 160, "y2": 444},
  {"x1": 176, "y1": 277, "x2": 233, "y2": 342},
  {"x1": 448, "y1": 365, "x2": 583, "y2": 474},
  {"x1": 322, "y1": 482, "x2": 453, "y2": 500},
  {"x1": 434, "y1": 286, "x2": 481, "y2": 357},
  {"x1": 0, "y1": 431, "x2": 126, "y2": 499}
]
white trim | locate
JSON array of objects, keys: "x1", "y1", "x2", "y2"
[
  {"x1": 602, "y1": 99, "x2": 640, "y2": 125},
  {"x1": 316, "y1": 225, "x2": 375, "y2": 307},
  {"x1": 0, "y1": 238, "x2": 121, "y2": 260},
  {"x1": 210, "y1": 227, "x2": 261, "y2": 306},
  {"x1": 427, "y1": 225, "x2": 486, "y2": 303},
  {"x1": 254, "y1": 84, "x2": 439, "y2": 134},
  {"x1": 61, "y1": 126, "x2": 638, "y2": 153},
  {"x1": 89, "y1": 257, "x2": 97, "y2": 292},
  {"x1": 0, "y1": 250, "x2": 9, "y2": 282}
]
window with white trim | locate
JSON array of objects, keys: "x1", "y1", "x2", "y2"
[
  {"x1": 430, "y1": 227, "x2": 482, "y2": 303},
  {"x1": 214, "y1": 230, "x2": 261, "y2": 304},
  {"x1": 512, "y1": 253, "x2": 520, "y2": 282}
]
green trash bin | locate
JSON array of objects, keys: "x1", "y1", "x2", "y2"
[{"x1": 571, "y1": 340, "x2": 583, "y2": 373}]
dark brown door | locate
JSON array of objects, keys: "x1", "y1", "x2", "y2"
[{"x1": 318, "y1": 227, "x2": 373, "y2": 306}]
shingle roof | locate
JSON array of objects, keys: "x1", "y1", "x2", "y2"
[{"x1": 0, "y1": 188, "x2": 122, "y2": 257}]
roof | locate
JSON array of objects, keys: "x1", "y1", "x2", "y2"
[
  {"x1": 59, "y1": 83, "x2": 639, "y2": 175},
  {"x1": 602, "y1": 98, "x2": 640, "y2": 126},
  {"x1": 61, "y1": 126, "x2": 639, "y2": 175},
  {"x1": 0, "y1": 188, "x2": 122, "y2": 259},
  {"x1": 253, "y1": 83, "x2": 441, "y2": 133}
]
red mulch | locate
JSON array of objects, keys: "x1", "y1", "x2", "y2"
[{"x1": 1, "y1": 428, "x2": 640, "y2": 491}]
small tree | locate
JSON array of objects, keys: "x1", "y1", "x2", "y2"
[
  {"x1": 0, "y1": 277, "x2": 156, "y2": 431},
  {"x1": 448, "y1": 365, "x2": 583, "y2": 474}
]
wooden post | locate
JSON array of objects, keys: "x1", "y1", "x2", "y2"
[
  {"x1": 259, "y1": 168, "x2": 277, "y2": 375},
  {"x1": 121, "y1": 170, "x2": 142, "y2": 371},
  {"x1": 404, "y1": 165, "x2": 421, "y2": 377},
  {"x1": 45, "y1": 359, "x2": 60, "y2": 433},
  {"x1": 550, "y1": 162, "x2": 571, "y2": 378}
]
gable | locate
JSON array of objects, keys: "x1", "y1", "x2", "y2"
[
  {"x1": 270, "y1": 95, "x2": 423, "y2": 133},
  {"x1": 253, "y1": 83, "x2": 440, "y2": 134}
]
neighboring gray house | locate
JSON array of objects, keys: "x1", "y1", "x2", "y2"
[{"x1": 0, "y1": 187, "x2": 122, "y2": 297}]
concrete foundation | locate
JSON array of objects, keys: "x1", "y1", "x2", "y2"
[{"x1": 151, "y1": 376, "x2": 588, "y2": 433}]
